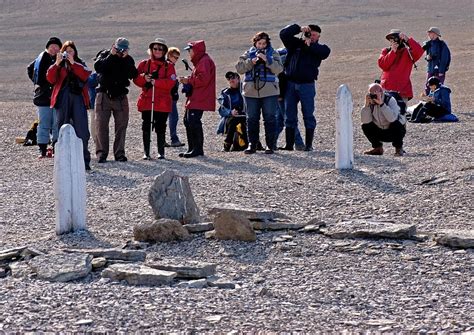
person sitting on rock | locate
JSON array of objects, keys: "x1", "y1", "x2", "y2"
[
  {"x1": 361, "y1": 83, "x2": 407, "y2": 156},
  {"x1": 411, "y1": 76, "x2": 454, "y2": 122},
  {"x1": 217, "y1": 71, "x2": 247, "y2": 151}
]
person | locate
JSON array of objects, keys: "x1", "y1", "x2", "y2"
[
  {"x1": 217, "y1": 71, "x2": 247, "y2": 152},
  {"x1": 178, "y1": 40, "x2": 216, "y2": 158},
  {"x1": 411, "y1": 76, "x2": 454, "y2": 122},
  {"x1": 275, "y1": 47, "x2": 305, "y2": 151},
  {"x1": 279, "y1": 23, "x2": 331, "y2": 151},
  {"x1": 378, "y1": 29, "x2": 424, "y2": 102},
  {"x1": 94, "y1": 37, "x2": 138, "y2": 163},
  {"x1": 165, "y1": 47, "x2": 185, "y2": 147},
  {"x1": 27, "y1": 37, "x2": 62, "y2": 158},
  {"x1": 361, "y1": 83, "x2": 406, "y2": 157},
  {"x1": 133, "y1": 38, "x2": 176, "y2": 160},
  {"x1": 422, "y1": 27, "x2": 451, "y2": 94},
  {"x1": 46, "y1": 41, "x2": 92, "y2": 170},
  {"x1": 236, "y1": 31, "x2": 283, "y2": 154},
  {"x1": 87, "y1": 72, "x2": 98, "y2": 146}
]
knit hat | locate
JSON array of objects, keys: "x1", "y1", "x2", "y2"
[
  {"x1": 385, "y1": 29, "x2": 401, "y2": 40},
  {"x1": 428, "y1": 76, "x2": 441, "y2": 87},
  {"x1": 114, "y1": 37, "x2": 129, "y2": 51},
  {"x1": 45, "y1": 37, "x2": 62, "y2": 49},
  {"x1": 427, "y1": 27, "x2": 441, "y2": 37},
  {"x1": 149, "y1": 37, "x2": 168, "y2": 50}
]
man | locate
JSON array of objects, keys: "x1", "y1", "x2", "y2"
[
  {"x1": 422, "y1": 27, "x2": 451, "y2": 94},
  {"x1": 94, "y1": 37, "x2": 138, "y2": 163},
  {"x1": 361, "y1": 83, "x2": 407, "y2": 156},
  {"x1": 378, "y1": 29, "x2": 424, "y2": 102},
  {"x1": 217, "y1": 71, "x2": 247, "y2": 152},
  {"x1": 178, "y1": 40, "x2": 216, "y2": 158},
  {"x1": 27, "y1": 37, "x2": 62, "y2": 158},
  {"x1": 279, "y1": 23, "x2": 331, "y2": 151}
]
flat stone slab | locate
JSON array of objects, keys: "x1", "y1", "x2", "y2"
[
  {"x1": 64, "y1": 248, "x2": 146, "y2": 262},
  {"x1": 253, "y1": 220, "x2": 305, "y2": 231},
  {"x1": 208, "y1": 203, "x2": 289, "y2": 221},
  {"x1": 102, "y1": 263, "x2": 177, "y2": 286},
  {"x1": 9, "y1": 261, "x2": 34, "y2": 278},
  {"x1": 322, "y1": 220, "x2": 417, "y2": 240},
  {"x1": 28, "y1": 253, "x2": 92, "y2": 282},
  {"x1": 147, "y1": 262, "x2": 217, "y2": 279},
  {"x1": 183, "y1": 222, "x2": 214, "y2": 233},
  {"x1": 434, "y1": 230, "x2": 474, "y2": 249}
]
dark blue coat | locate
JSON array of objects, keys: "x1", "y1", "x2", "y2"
[
  {"x1": 279, "y1": 24, "x2": 331, "y2": 83},
  {"x1": 423, "y1": 38, "x2": 451, "y2": 74},
  {"x1": 431, "y1": 85, "x2": 452, "y2": 114}
]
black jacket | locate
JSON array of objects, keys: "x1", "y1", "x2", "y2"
[
  {"x1": 27, "y1": 51, "x2": 56, "y2": 106},
  {"x1": 94, "y1": 50, "x2": 138, "y2": 98},
  {"x1": 280, "y1": 24, "x2": 331, "y2": 83}
]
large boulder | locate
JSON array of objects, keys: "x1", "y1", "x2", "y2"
[
  {"x1": 102, "y1": 263, "x2": 177, "y2": 286},
  {"x1": 322, "y1": 220, "x2": 417, "y2": 240},
  {"x1": 28, "y1": 253, "x2": 92, "y2": 282},
  {"x1": 134, "y1": 219, "x2": 191, "y2": 243},
  {"x1": 149, "y1": 170, "x2": 200, "y2": 224},
  {"x1": 212, "y1": 211, "x2": 256, "y2": 242},
  {"x1": 434, "y1": 230, "x2": 474, "y2": 249}
]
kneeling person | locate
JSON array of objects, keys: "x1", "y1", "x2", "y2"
[
  {"x1": 361, "y1": 83, "x2": 406, "y2": 156},
  {"x1": 217, "y1": 71, "x2": 247, "y2": 151}
]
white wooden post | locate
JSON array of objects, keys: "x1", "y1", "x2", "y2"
[
  {"x1": 335, "y1": 84, "x2": 354, "y2": 169},
  {"x1": 54, "y1": 124, "x2": 87, "y2": 235}
]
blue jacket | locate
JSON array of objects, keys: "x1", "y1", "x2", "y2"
[
  {"x1": 423, "y1": 38, "x2": 451, "y2": 73},
  {"x1": 280, "y1": 24, "x2": 331, "y2": 83},
  {"x1": 243, "y1": 46, "x2": 277, "y2": 83},
  {"x1": 216, "y1": 86, "x2": 244, "y2": 134},
  {"x1": 430, "y1": 85, "x2": 452, "y2": 114}
]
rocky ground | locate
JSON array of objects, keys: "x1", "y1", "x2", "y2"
[{"x1": 0, "y1": 0, "x2": 473, "y2": 332}]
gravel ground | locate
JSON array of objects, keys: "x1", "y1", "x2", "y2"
[{"x1": 1, "y1": 0, "x2": 473, "y2": 332}]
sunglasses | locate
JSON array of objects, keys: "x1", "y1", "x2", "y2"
[{"x1": 153, "y1": 46, "x2": 165, "y2": 51}]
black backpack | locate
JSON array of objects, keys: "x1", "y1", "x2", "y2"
[{"x1": 384, "y1": 91, "x2": 407, "y2": 115}]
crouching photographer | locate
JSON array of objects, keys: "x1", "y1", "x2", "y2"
[{"x1": 361, "y1": 83, "x2": 407, "y2": 157}]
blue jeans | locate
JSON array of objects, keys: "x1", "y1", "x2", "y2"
[
  {"x1": 169, "y1": 101, "x2": 180, "y2": 143},
  {"x1": 276, "y1": 99, "x2": 304, "y2": 146},
  {"x1": 244, "y1": 96, "x2": 277, "y2": 148},
  {"x1": 285, "y1": 81, "x2": 317, "y2": 130},
  {"x1": 37, "y1": 106, "x2": 58, "y2": 144}
]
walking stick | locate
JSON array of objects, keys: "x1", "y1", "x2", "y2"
[{"x1": 150, "y1": 80, "x2": 155, "y2": 147}]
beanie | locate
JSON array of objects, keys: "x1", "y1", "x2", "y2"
[{"x1": 46, "y1": 37, "x2": 62, "y2": 49}]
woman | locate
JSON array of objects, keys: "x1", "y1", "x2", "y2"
[
  {"x1": 236, "y1": 31, "x2": 283, "y2": 154},
  {"x1": 46, "y1": 41, "x2": 92, "y2": 170},
  {"x1": 134, "y1": 38, "x2": 176, "y2": 159},
  {"x1": 166, "y1": 47, "x2": 185, "y2": 147}
]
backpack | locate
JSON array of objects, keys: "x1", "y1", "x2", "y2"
[
  {"x1": 384, "y1": 91, "x2": 407, "y2": 115},
  {"x1": 32, "y1": 52, "x2": 45, "y2": 85}
]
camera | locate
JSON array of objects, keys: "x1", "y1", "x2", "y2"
[
  {"x1": 304, "y1": 31, "x2": 311, "y2": 38},
  {"x1": 369, "y1": 93, "x2": 377, "y2": 99},
  {"x1": 255, "y1": 49, "x2": 266, "y2": 64},
  {"x1": 62, "y1": 51, "x2": 68, "y2": 60},
  {"x1": 150, "y1": 70, "x2": 159, "y2": 79}
]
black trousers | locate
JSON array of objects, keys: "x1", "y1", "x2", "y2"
[
  {"x1": 423, "y1": 102, "x2": 448, "y2": 118},
  {"x1": 141, "y1": 110, "x2": 169, "y2": 134},
  {"x1": 362, "y1": 120, "x2": 406, "y2": 148},
  {"x1": 183, "y1": 109, "x2": 203, "y2": 129}
]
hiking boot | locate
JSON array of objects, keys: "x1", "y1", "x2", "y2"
[
  {"x1": 295, "y1": 144, "x2": 306, "y2": 151},
  {"x1": 244, "y1": 143, "x2": 257, "y2": 154},
  {"x1": 170, "y1": 141, "x2": 185, "y2": 147},
  {"x1": 364, "y1": 147, "x2": 384, "y2": 155},
  {"x1": 264, "y1": 147, "x2": 274, "y2": 154},
  {"x1": 279, "y1": 128, "x2": 295, "y2": 151},
  {"x1": 223, "y1": 142, "x2": 232, "y2": 152},
  {"x1": 115, "y1": 156, "x2": 128, "y2": 162},
  {"x1": 85, "y1": 164, "x2": 91, "y2": 171},
  {"x1": 394, "y1": 147, "x2": 405, "y2": 157},
  {"x1": 143, "y1": 154, "x2": 152, "y2": 160},
  {"x1": 98, "y1": 157, "x2": 107, "y2": 163}
]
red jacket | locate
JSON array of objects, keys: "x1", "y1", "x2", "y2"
[
  {"x1": 46, "y1": 62, "x2": 91, "y2": 108},
  {"x1": 186, "y1": 40, "x2": 216, "y2": 111},
  {"x1": 378, "y1": 38, "x2": 424, "y2": 99},
  {"x1": 133, "y1": 58, "x2": 176, "y2": 112}
]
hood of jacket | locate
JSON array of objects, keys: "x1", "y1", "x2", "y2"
[{"x1": 189, "y1": 40, "x2": 206, "y2": 65}]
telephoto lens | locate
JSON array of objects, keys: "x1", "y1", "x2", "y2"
[{"x1": 62, "y1": 51, "x2": 68, "y2": 59}]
